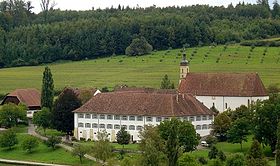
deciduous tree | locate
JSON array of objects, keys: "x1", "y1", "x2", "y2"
[
  {"x1": 160, "y1": 74, "x2": 175, "y2": 89},
  {"x1": 72, "y1": 144, "x2": 89, "y2": 164},
  {"x1": 33, "y1": 107, "x2": 51, "y2": 135},
  {"x1": 125, "y1": 37, "x2": 153, "y2": 56},
  {"x1": 0, "y1": 129, "x2": 18, "y2": 150},
  {"x1": 0, "y1": 103, "x2": 26, "y2": 128},
  {"x1": 22, "y1": 136, "x2": 39, "y2": 153}
]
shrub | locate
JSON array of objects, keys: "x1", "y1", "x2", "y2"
[
  {"x1": 198, "y1": 157, "x2": 208, "y2": 165},
  {"x1": 45, "y1": 135, "x2": 61, "y2": 150},
  {"x1": 218, "y1": 150, "x2": 226, "y2": 161},
  {"x1": 226, "y1": 153, "x2": 245, "y2": 166},
  {"x1": 208, "y1": 146, "x2": 219, "y2": 159},
  {"x1": 22, "y1": 136, "x2": 39, "y2": 153},
  {"x1": 0, "y1": 129, "x2": 18, "y2": 150}
]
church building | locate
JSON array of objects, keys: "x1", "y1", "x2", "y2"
[{"x1": 178, "y1": 53, "x2": 269, "y2": 112}]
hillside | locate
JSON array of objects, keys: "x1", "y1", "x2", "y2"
[{"x1": 0, "y1": 44, "x2": 279, "y2": 94}]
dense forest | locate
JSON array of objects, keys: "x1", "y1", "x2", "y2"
[{"x1": 0, "y1": 0, "x2": 280, "y2": 68}]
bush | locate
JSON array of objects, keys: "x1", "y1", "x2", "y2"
[
  {"x1": 208, "y1": 146, "x2": 219, "y2": 159},
  {"x1": 226, "y1": 153, "x2": 245, "y2": 166},
  {"x1": 45, "y1": 135, "x2": 61, "y2": 150},
  {"x1": 22, "y1": 136, "x2": 39, "y2": 153},
  {"x1": 0, "y1": 129, "x2": 18, "y2": 150},
  {"x1": 205, "y1": 135, "x2": 217, "y2": 146},
  {"x1": 198, "y1": 157, "x2": 208, "y2": 165},
  {"x1": 218, "y1": 150, "x2": 226, "y2": 161}
]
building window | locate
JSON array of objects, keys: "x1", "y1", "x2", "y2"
[
  {"x1": 107, "y1": 124, "x2": 113, "y2": 129},
  {"x1": 156, "y1": 117, "x2": 162, "y2": 122},
  {"x1": 196, "y1": 125, "x2": 201, "y2": 130},
  {"x1": 100, "y1": 114, "x2": 105, "y2": 119},
  {"x1": 78, "y1": 114, "x2": 84, "y2": 118},
  {"x1": 129, "y1": 125, "x2": 135, "y2": 130},
  {"x1": 85, "y1": 123, "x2": 91, "y2": 128},
  {"x1": 114, "y1": 115, "x2": 120, "y2": 120},
  {"x1": 137, "y1": 126, "x2": 143, "y2": 131},
  {"x1": 92, "y1": 123, "x2": 98, "y2": 128},
  {"x1": 107, "y1": 115, "x2": 113, "y2": 120},
  {"x1": 146, "y1": 117, "x2": 153, "y2": 122},
  {"x1": 202, "y1": 116, "x2": 207, "y2": 121},
  {"x1": 202, "y1": 124, "x2": 208, "y2": 130},
  {"x1": 248, "y1": 99, "x2": 250, "y2": 107},
  {"x1": 129, "y1": 116, "x2": 135, "y2": 121},
  {"x1": 208, "y1": 115, "x2": 213, "y2": 120},
  {"x1": 196, "y1": 116, "x2": 201, "y2": 121},
  {"x1": 189, "y1": 116, "x2": 195, "y2": 122},
  {"x1": 99, "y1": 124, "x2": 105, "y2": 128},
  {"x1": 122, "y1": 116, "x2": 128, "y2": 121},
  {"x1": 137, "y1": 116, "x2": 143, "y2": 121},
  {"x1": 92, "y1": 114, "x2": 97, "y2": 119},
  {"x1": 114, "y1": 124, "x2": 120, "y2": 129},
  {"x1": 85, "y1": 114, "x2": 91, "y2": 119},
  {"x1": 121, "y1": 125, "x2": 127, "y2": 130},
  {"x1": 78, "y1": 123, "x2": 84, "y2": 127},
  {"x1": 225, "y1": 103, "x2": 228, "y2": 109},
  {"x1": 183, "y1": 117, "x2": 188, "y2": 121},
  {"x1": 164, "y1": 117, "x2": 170, "y2": 121}
]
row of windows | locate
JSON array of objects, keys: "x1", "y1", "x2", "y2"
[
  {"x1": 78, "y1": 114, "x2": 213, "y2": 122},
  {"x1": 78, "y1": 123, "x2": 143, "y2": 131},
  {"x1": 196, "y1": 124, "x2": 212, "y2": 130}
]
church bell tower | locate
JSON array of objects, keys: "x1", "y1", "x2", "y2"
[{"x1": 179, "y1": 52, "x2": 189, "y2": 82}]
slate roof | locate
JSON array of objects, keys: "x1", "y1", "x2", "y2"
[
  {"x1": 178, "y1": 73, "x2": 268, "y2": 97},
  {"x1": 73, "y1": 91, "x2": 214, "y2": 117},
  {"x1": 1, "y1": 89, "x2": 41, "y2": 107}
]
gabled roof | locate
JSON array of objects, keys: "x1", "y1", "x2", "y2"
[
  {"x1": 73, "y1": 91, "x2": 214, "y2": 117},
  {"x1": 178, "y1": 73, "x2": 268, "y2": 97},
  {"x1": 1, "y1": 89, "x2": 41, "y2": 107}
]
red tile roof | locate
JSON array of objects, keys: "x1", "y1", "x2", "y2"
[
  {"x1": 73, "y1": 91, "x2": 214, "y2": 117},
  {"x1": 178, "y1": 73, "x2": 268, "y2": 97},
  {"x1": 1, "y1": 89, "x2": 41, "y2": 107},
  {"x1": 61, "y1": 87, "x2": 98, "y2": 98}
]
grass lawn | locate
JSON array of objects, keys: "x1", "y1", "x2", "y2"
[
  {"x1": 0, "y1": 128, "x2": 94, "y2": 166},
  {"x1": 78, "y1": 141, "x2": 139, "y2": 151},
  {"x1": 0, "y1": 44, "x2": 279, "y2": 94},
  {"x1": 36, "y1": 127, "x2": 65, "y2": 137},
  {"x1": 192, "y1": 136, "x2": 276, "y2": 166}
]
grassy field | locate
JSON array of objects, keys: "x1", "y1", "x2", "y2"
[
  {"x1": 0, "y1": 126, "x2": 93, "y2": 165},
  {"x1": 0, "y1": 44, "x2": 279, "y2": 94}
]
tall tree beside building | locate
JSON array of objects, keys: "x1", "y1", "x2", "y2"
[
  {"x1": 52, "y1": 88, "x2": 81, "y2": 135},
  {"x1": 158, "y1": 118, "x2": 199, "y2": 166},
  {"x1": 273, "y1": 0, "x2": 280, "y2": 18},
  {"x1": 116, "y1": 127, "x2": 130, "y2": 157},
  {"x1": 41, "y1": 66, "x2": 54, "y2": 110}
]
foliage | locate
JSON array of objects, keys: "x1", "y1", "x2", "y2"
[
  {"x1": 125, "y1": 37, "x2": 153, "y2": 56},
  {"x1": 72, "y1": 144, "x2": 89, "y2": 164},
  {"x1": 41, "y1": 66, "x2": 54, "y2": 110},
  {"x1": 210, "y1": 106, "x2": 219, "y2": 115},
  {"x1": 0, "y1": 103, "x2": 27, "y2": 128},
  {"x1": 226, "y1": 153, "x2": 245, "y2": 166},
  {"x1": 178, "y1": 153, "x2": 200, "y2": 166},
  {"x1": 79, "y1": 89, "x2": 93, "y2": 104},
  {"x1": 217, "y1": 150, "x2": 226, "y2": 161},
  {"x1": 0, "y1": 129, "x2": 18, "y2": 150},
  {"x1": 205, "y1": 135, "x2": 217, "y2": 147},
  {"x1": 158, "y1": 118, "x2": 198, "y2": 166},
  {"x1": 246, "y1": 139, "x2": 268, "y2": 166},
  {"x1": 0, "y1": 2, "x2": 279, "y2": 68},
  {"x1": 208, "y1": 146, "x2": 219, "y2": 159},
  {"x1": 253, "y1": 94, "x2": 280, "y2": 151},
  {"x1": 33, "y1": 107, "x2": 51, "y2": 135},
  {"x1": 227, "y1": 118, "x2": 250, "y2": 150},
  {"x1": 44, "y1": 135, "x2": 61, "y2": 150},
  {"x1": 267, "y1": 84, "x2": 280, "y2": 94},
  {"x1": 139, "y1": 125, "x2": 166, "y2": 166},
  {"x1": 21, "y1": 136, "x2": 39, "y2": 153},
  {"x1": 116, "y1": 127, "x2": 130, "y2": 157},
  {"x1": 212, "y1": 112, "x2": 231, "y2": 141},
  {"x1": 208, "y1": 159, "x2": 224, "y2": 166},
  {"x1": 52, "y1": 88, "x2": 81, "y2": 135},
  {"x1": 277, "y1": 122, "x2": 280, "y2": 166},
  {"x1": 160, "y1": 74, "x2": 175, "y2": 89},
  {"x1": 92, "y1": 130, "x2": 113, "y2": 163}
]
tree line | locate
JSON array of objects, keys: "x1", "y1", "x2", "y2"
[{"x1": 0, "y1": 0, "x2": 280, "y2": 68}]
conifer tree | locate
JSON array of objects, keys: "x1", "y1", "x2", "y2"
[
  {"x1": 41, "y1": 66, "x2": 54, "y2": 110},
  {"x1": 276, "y1": 122, "x2": 280, "y2": 166}
]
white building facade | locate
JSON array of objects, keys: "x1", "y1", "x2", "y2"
[
  {"x1": 74, "y1": 113, "x2": 214, "y2": 142},
  {"x1": 178, "y1": 55, "x2": 269, "y2": 112},
  {"x1": 73, "y1": 92, "x2": 215, "y2": 142}
]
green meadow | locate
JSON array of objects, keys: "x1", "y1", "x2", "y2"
[{"x1": 0, "y1": 44, "x2": 279, "y2": 94}]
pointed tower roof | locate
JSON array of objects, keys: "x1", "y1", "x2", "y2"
[{"x1": 180, "y1": 52, "x2": 189, "y2": 66}]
